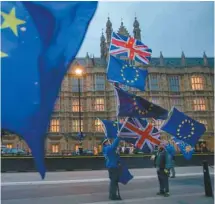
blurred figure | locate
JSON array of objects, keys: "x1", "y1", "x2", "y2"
[
  {"x1": 102, "y1": 137, "x2": 122, "y2": 201},
  {"x1": 93, "y1": 146, "x2": 98, "y2": 155},
  {"x1": 155, "y1": 143, "x2": 171, "y2": 197}
]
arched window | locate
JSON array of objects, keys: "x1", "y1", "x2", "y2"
[
  {"x1": 191, "y1": 76, "x2": 204, "y2": 90},
  {"x1": 50, "y1": 119, "x2": 60, "y2": 132},
  {"x1": 95, "y1": 119, "x2": 103, "y2": 132},
  {"x1": 193, "y1": 98, "x2": 206, "y2": 111}
]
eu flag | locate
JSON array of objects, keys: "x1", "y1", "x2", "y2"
[
  {"x1": 1, "y1": 1, "x2": 97, "y2": 179},
  {"x1": 100, "y1": 119, "x2": 122, "y2": 139},
  {"x1": 118, "y1": 159, "x2": 133, "y2": 185},
  {"x1": 161, "y1": 107, "x2": 206, "y2": 146},
  {"x1": 115, "y1": 87, "x2": 169, "y2": 120},
  {"x1": 173, "y1": 137, "x2": 194, "y2": 160},
  {"x1": 107, "y1": 55, "x2": 148, "y2": 91}
]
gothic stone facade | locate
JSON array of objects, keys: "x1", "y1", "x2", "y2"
[{"x1": 2, "y1": 17, "x2": 214, "y2": 153}]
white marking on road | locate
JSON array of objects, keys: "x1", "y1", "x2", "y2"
[
  {"x1": 2, "y1": 172, "x2": 213, "y2": 186},
  {"x1": 84, "y1": 192, "x2": 209, "y2": 204}
]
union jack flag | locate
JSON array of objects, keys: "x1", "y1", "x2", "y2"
[
  {"x1": 109, "y1": 32, "x2": 152, "y2": 65},
  {"x1": 119, "y1": 118, "x2": 161, "y2": 152}
]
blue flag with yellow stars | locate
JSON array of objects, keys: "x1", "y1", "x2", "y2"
[
  {"x1": 114, "y1": 87, "x2": 169, "y2": 120},
  {"x1": 161, "y1": 107, "x2": 206, "y2": 147},
  {"x1": 172, "y1": 137, "x2": 194, "y2": 160},
  {"x1": 1, "y1": 1, "x2": 97, "y2": 179},
  {"x1": 100, "y1": 119, "x2": 122, "y2": 139},
  {"x1": 107, "y1": 55, "x2": 148, "y2": 91}
]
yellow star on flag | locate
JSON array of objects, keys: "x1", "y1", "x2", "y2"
[
  {"x1": 1, "y1": 51, "x2": 8, "y2": 58},
  {"x1": 1, "y1": 7, "x2": 26, "y2": 36}
]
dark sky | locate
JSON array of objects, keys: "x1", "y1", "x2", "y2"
[{"x1": 77, "y1": 1, "x2": 214, "y2": 58}]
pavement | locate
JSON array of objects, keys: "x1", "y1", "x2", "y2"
[{"x1": 1, "y1": 166, "x2": 214, "y2": 204}]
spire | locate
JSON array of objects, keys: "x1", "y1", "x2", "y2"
[
  {"x1": 181, "y1": 51, "x2": 186, "y2": 66},
  {"x1": 118, "y1": 19, "x2": 130, "y2": 37},
  {"x1": 106, "y1": 17, "x2": 112, "y2": 45},
  {"x1": 203, "y1": 51, "x2": 208, "y2": 66},
  {"x1": 100, "y1": 29, "x2": 107, "y2": 60},
  {"x1": 159, "y1": 51, "x2": 164, "y2": 66},
  {"x1": 133, "y1": 16, "x2": 141, "y2": 41},
  {"x1": 86, "y1": 52, "x2": 89, "y2": 59},
  {"x1": 85, "y1": 52, "x2": 92, "y2": 67},
  {"x1": 92, "y1": 54, "x2": 95, "y2": 66}
]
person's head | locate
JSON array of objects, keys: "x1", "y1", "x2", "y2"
[{"x1": 102, "y1": 138, "x2": 111, "y2": 146}]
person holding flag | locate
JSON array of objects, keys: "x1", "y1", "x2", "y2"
[{"x1": 102, "y1": 136, "x2": 122, "y2": 201}]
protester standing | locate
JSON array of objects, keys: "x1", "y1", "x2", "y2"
[
  {"x1": 102, "y1": 137, "x2": 122, "y2": 200},
  {"x1": 155, "y1": 143, "x2": 171, "y2": 197}
]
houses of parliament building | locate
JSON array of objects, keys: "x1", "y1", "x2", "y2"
[{"x1": 2, "y1": 17, "x2": 214, "y2": 154}]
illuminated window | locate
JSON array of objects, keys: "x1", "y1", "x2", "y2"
[
  {"x1": 50, "y1": 119, "x2": 60, "y2": 132},
  {"x1": 51, "y1": 144, "x2": 59, "y2": 153},
  {"x1": 95, "y1": 119, "x2": 103, "y2": 132},
  {"x1": 149, "y1": 75, "x2": 159, "y2": 91},
  {"x1": 193, "y1": 98, "x2": 206, "y2": 111},
  {"x1": 72, "y1": 120, "x2": 83, "y2": 132},
  {"x1": 152, "y1": 120, "x2": 163, "y2": 129},
  {"x1": 72, "y1": 99, "x2": 83, "y2": 112},
  {"x1": 168, "y1": 76, "x2": 180, "y2": 92},
  {"x1": 191, "y1": 76, "x2": 204, "y2": 90},
  {"x1": 198, "y1": 119, "x2": 208, "y2": 130},
  {"x1": 6, "y1": 144, "x2": 12, "y2": 149},
  {"x1": 94, "y1": 98, "x2": 105, "y2": 111},
  {"x1": 95, "y1": 75, "x2": 105, "y2": 91},
  {"x1": 71, "y1": 78, "x2": 83, "y2": 92}
]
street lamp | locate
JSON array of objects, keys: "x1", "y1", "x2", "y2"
[{"x1": 72, "y1": 64, "x2": 85, "y2": 142}]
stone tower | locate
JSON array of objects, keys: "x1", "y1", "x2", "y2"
[
  {"x1": 106, "y1": 17, "x2": 113, "y2": 49},
  {"x1": 100, "y1": 29, "x2": 107, "y2": 60}
]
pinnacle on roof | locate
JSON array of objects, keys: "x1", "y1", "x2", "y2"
[
  {"x1": 133, "y1": 17, "x2": 140, "y2": 27},
  {"x1": 100, "y1": 29, "x2": 105, "y2": 41},
  {"x1": 118, "y1": 19, "x2": 130, "y2": 36},
  {"x1": 106, "y1": 17, "x2": 112, "y2": 27}
]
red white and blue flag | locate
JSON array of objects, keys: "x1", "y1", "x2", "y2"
[
  {"x1": 109, "y1": 32, "x2": 152, "y2": 65},
  {"x1": 119, "y1": 118, "x2": 161, "y2": 152}
]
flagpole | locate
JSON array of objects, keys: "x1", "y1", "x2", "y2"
[{"x1": 113, "y1": 83, "x2": 121, "y2": 136}]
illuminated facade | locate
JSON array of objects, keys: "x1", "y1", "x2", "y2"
[{"x1": 2, "y1": 17, "x2": 214, "y2": 153}]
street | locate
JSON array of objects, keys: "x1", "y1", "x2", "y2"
[{"x1": 1, "y1": 166, "x2": 214, "y2": 204}]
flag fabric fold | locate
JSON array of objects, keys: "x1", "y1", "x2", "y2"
[
  {"x1": 114, "y1": 87, "x2": 169, "y2": 120},
  {"x1": 119, "y1": 118, "x2": 161, "y2": 152},
  {"x1": 118, "y1": 159, "x2": 133, "y2": 185},
  {"x1": 161, "y1": 107, "x2": 206, "y2": 147},
  {"x1": 1, "y1": 1, "x2": 97, "y2": 179},
  {"x1": 107, "y1": 56, "x2": 148, "y2": 91},
  {"x1": 100, "y1": 119, "x2": 122, "y2": 139}
]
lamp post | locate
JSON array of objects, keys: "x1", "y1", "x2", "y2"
[{"x1": 73, "y1": 65, "x2": 84, "y2": 142}]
